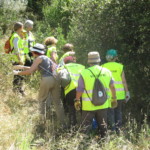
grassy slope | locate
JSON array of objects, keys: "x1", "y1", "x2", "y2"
[{"x1": 0, "y1": 37, "x2": 150, "y2": 150}]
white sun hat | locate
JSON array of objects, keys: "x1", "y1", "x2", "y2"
[
  {"x1": 88, "y1": 51, "x2": 101, "y2": 64},
  {"x1": 30, "y1": 43, "x2": 45, "y2": 54}
]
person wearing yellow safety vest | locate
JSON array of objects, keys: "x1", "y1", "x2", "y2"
[
  {"x1": 10, "y1": 22, "x2": 26, "y2": 96},
  {"x1": 44, "y1": 36, "x2": 58, "y2": 63},
  {"x1": 102, "y1": 49, "x2": 130, "y2": 133},
  {"x1": 58, "y1": 56, "x2": 85, "y2": 127},
  {"x1": 75, "y1": 52, "x2": 116, "y2": 138},
  {"x1": 24, "y1": 20, "x2": 35, "y2": 66},
  {"x1": 59, "y1": 43, "x2": 75, "y2": 66}
]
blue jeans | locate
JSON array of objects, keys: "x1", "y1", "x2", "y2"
[{"x1": 108, "y1": 100, "x2": 124, "y2": 132}]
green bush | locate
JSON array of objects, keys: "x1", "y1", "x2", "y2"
[{"x1": 68, "y1": 0, "x2": 150, "y2": 121}]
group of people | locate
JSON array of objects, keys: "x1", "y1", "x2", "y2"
[{"x1": 9, "y1": 20, "x2": 130, "y2": 139}]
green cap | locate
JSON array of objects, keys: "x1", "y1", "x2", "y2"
[{"x1": 106, "y1": 49, "x2": 118, "y2": 57}]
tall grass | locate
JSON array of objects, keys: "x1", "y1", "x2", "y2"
[{"x1": 0, "y1": 49, "x2": 149, "y2": 149}]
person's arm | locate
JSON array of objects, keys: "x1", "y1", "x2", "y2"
[
  {"x1": 16, "y1": 57, "x2": 42, "y2": 75},
  {"x1": 109, "y1": 81, "x2": 116, "y2": 99},
  {"x1": 13, "y1": 37, "x2": 23, "y2": 65},
  {"x1": 122, "y1": 71, "x2": 130, "y2": 102},
  {"x1": 109, "y1": 80, "x2": 117, "y2": 108},
  {"x1": 13, "y1": 65, "x2": 30, "y2": 70},
  {"x1": 76, "y1": 75, "x2": 84, "y2": 100},
  {"x1": 122, "y1": 71, "x2": 129, "y2": 92}
]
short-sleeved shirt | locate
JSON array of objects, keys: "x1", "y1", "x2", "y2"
[{"x1": 38, "y1": 55, "x2": 53, "y2": 77}]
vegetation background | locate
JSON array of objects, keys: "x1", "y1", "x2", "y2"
[{"x1": 0, "y1": 0, "x2": 149, "y2": 149}]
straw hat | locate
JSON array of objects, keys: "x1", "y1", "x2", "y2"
[{"x1": 88, "y1": 51, "x2": 101, "y2": 63}]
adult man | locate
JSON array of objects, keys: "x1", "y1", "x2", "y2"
[
  {"x1": 75, "y1": 51, "x2": 116, "y2": 138},
  {"x1": 24, "y1": 20, "x2": 35, "y2": 66},
  {"x1": 102, "y1": 49, "x2": 130, "y2": 133}
]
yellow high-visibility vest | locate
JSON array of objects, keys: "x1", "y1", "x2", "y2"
[
  {"x1": 59, "y1": 51, "x2": 72, "y2": 65},
  {"x1": 46, "y1": 46, "x2": 58, "y2": 61},
  {"x1": 102, "y1": 62, "x2": 125, "y2": 100},
  {"x1": 64, "y1": 63, "x2": 85, "y2": 95},
  {"x1": 81, "y1": 65, "x2": 112, "y2": 111},
  {"x1": 10, "y1": 33, "x2": 25, "y2": 64},
  {"x1": 24, "y1": 31, "x2": 35, "y2": 54}
]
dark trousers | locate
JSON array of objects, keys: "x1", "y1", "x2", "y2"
[
  {"x1": 65, "y1": 89, "x2": 77, "y2": 126},
  {"x1": 12, "y1": 63, "x2": 24, "y2": 95},
  {"x1": 107, "y1": 100, "x2": 124, "y2": 132},
  {"x1": 81, "y1": 109, "x2": 108, "y2": 138},
  {"x1": 13, "y1": 75, "x2": 24, "y2": 94}
]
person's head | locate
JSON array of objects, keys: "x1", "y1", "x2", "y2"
[
  {"x1": 64, "y1": 56, "x2": 76, "y2": 64},
  {"x1": 88, "y1": 51, "x2": 101, "y2": 66},
  {"x1": 106, "y1": 49, "x2": 118, "y2": 62},
  {"x1": 44, "y1": 37, "x2": 58, "y2": 46},
  {"x1": 30, "y1": 43, "x2": 45, "y2": 57},
  {"x1": 62, "y1": 43, "x2": 74, "y2": 53},
  {"x1": 13, "y1": 22, "x2": 23, "y2": 33},
  {"x1": 24, "y1": 20, "x2": 34, "y2": 31}
]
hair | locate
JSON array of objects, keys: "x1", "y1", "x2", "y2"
[
  {"x1": 89, "y1": 62, "x2": 100, "y2": 65},
  {"x1": 24, "y1": 20, "x2": 34, "y2": 29},
  {"x1": 32, "y1": 51, "x2": 43, "y2": 56},
  {"x1": 62, "y1": 43, "x2": 74, "y2": 52},
  {"x1": 44, "y1": 37, "x2": 58, "y2": 46},
  {"x1": 13, "y1": 22, "x2": 23, "y2": 32}
]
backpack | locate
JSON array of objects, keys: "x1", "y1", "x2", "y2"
[
  {"x1": 57, "y1": 67, "x2": 71, "y2": 88},
  {"x1": 85, "y1": 68, "x2": 107, "y2": 106},
  {"x1": 4, "y1": 36, "x2": 13, "y2": 54}
]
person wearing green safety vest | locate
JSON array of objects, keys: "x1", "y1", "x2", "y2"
[
  {"x1": 24, "y1": 20, "x2": 35, "y2": 66},
  {"x1": 58, "y1": 56, "x2": 85, "y2": 127},
  {"x1": 10, "y1": 22, "x2": 26, "y2": 95},
  {"x1": 44, "y1": 36, "x2": 58, "y2": 63},
  {"x1": 102, "y1": 49, "x2": 130, "y2": 134},
  {"x1": 59, "y1": 43, "x2": 75, "y2": 66},
  {"x1": 75, "y1": 51, "x2": 116, "y2": 138}
]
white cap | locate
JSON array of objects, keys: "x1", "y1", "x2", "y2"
[
  {"x1": 30, "y1": 43, "x2": 45, "y2": 54},
  {"x1": 24, "y1": 20, "x2": 34, "y2": 28}
]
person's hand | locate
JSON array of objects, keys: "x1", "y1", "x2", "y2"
[
  {"x1": 125, "y1": 91, "x2": 130, "y2": 103},
  {"x1": 18, "y1": 61, "x2": 24, "y2": 65},
  {"x1": 13, "y1": 70, "x2": 20, "y2": 75},
  {"x1": 74, "y1": 99, "x2": 81, "y2": 111},
  {"x1": 13, "y1": 65, "x2": 24, "y2": 70},
  {"x1": 111, "y1": 99, "x2": 118, "y2": 108}
]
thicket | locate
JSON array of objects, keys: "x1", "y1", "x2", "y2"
[
  {"x1": 67, "y1": 0, "x2": 150, "y2": 124},
  {"x1": 1, "y1": 0, "x2": 149, "y2": 124},
  {"x1": 27, "y1": 0, "x2": 150, "y2": 122},
  {"x1": 26, "y1": 0, "x2": 150, "y2": 125},
  {"x1": 0, "y1": 0, "x2": 149, "y2": 149}
]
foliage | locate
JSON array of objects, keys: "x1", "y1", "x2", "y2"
[{"x1": 68, "y1": 0, "x2": 150, "y2": 120}]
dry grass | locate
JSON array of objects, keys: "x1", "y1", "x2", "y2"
[{"x1": 0, "y1": 39, "x2": 150, "y2": 150}]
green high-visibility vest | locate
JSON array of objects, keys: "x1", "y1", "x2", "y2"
[
  {"x1": 64, "y1": 63, "x2": 85, "y2": 95},
  {"x1": 24, "y1": 31, "x2": 35, "y2": 54},
  {"x1": 59, "y1": 51, "x2": 72, "y2": 65},
  {"x1": 102, "y1": 62, "x2": 125, "y2": 100},
  {"x1": 81, "y1": 65, "x2": 112, "y2": 111},
  {"x1": 10, "y1": 33, "x2": 25, "y2": 64},
  {"x1": 46, "y1": 46, "x2": 58, "y2": 61}
]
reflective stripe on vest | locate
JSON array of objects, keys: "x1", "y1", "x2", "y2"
[
  {"x1": 102, "y1": 62, "x2": 125, "y2": 100},
  {"x1": 64, "y1": 63, "x2": 85, "y2": 95},
  {"x1": 10, "y1": 33, "x2": 25, "y2": 64},
  {"x1": 24, "y1": 31, "x2": 35, "y2": 54},
  {"x1": 81, "y1": 65, "x2": 112, "y2": 111}
]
